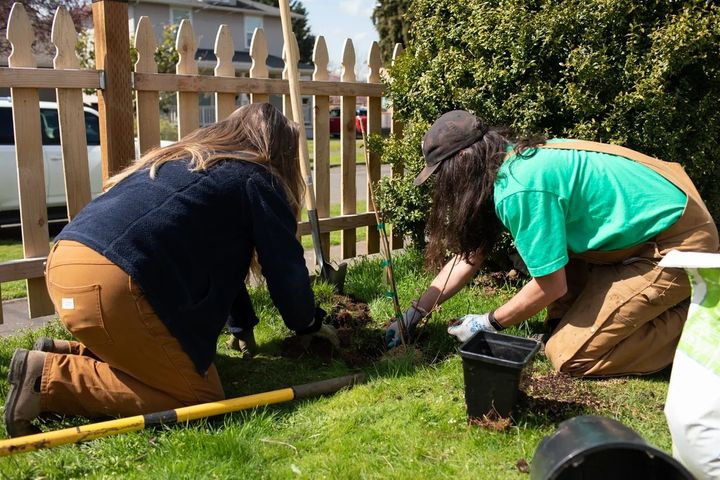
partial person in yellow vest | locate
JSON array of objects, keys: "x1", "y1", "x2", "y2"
[{"x1": 385, "y1": 110, "x2": 718, "y2": 377}]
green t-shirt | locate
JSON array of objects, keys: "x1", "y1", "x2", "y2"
[{"x1": 494, "y1": 140, "x2": 687, "y2": 277}]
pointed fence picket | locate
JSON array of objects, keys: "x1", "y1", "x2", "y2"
[{"x1": 0, "y1": 3, "x2": 399, "y2": 323}]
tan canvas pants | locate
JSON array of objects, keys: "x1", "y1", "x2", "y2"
[
  {"x1": 542, "y1": 141, "x2": 719, "y2": 377},
  {"x1": 41, "y1": 240, "x2": 224, "y2": 417}
]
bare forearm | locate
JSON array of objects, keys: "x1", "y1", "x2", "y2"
[
  {"x1": 494, "y1": 268, "x2": 567, "y2": 327},
  {"x1": 416, "y1": 255, "x2": 482, "y2": 312}
]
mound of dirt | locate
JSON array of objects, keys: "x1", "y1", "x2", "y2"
[{"x1": 280, "y1": 294, "x2": 385, "y2": 367}]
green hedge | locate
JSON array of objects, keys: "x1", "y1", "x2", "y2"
[{"x1": 378, "y1": 0, "x2": 720, "y2": 245}]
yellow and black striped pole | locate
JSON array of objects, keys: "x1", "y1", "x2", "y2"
[{"x1": 0, "y1": 373, "x2": 365, "y2": 457}]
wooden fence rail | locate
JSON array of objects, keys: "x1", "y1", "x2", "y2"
[{"x1": 0, "y1": 1, "x2": 404, "y2": 324}]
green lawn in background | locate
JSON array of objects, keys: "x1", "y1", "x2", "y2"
[
  {"x1": 0, "y1": 249, "x2": 673, "y2": 479},
  {"x1": 307, "y1": 138, "x2": 367, "y2": 166},
  {"x1": 0, "y1": 239, "x2": 27, "y2": 301}
]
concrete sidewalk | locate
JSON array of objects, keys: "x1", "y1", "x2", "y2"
[{"x1": 0, "y1": 243, "x2": 375, "y2": 337}]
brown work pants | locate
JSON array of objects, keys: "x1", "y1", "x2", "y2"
[
  {"x1": 41, "y1": 240, "x2": 224, "y2": 418},
  {"x1": 542, "y1": 144, "x2": 719, "y2": 377}
]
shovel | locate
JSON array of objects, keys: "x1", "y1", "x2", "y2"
[
  {"x1": 279, "y1": 0, "x2": 347, "y2": 292},
  {"x1": 0, "y1": 373, "x2": 366, "y2": 456}
]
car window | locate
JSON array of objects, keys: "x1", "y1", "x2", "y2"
[
  {"x1": 84, "y1": 111, "x2": 100, "y2": 146},
  {"x1": 0, "y1": 107, "x2": 101, "y2": 147},
  {"x1": 40, "y1": 108, "x2": 61, "y2": 145},
  {"x1": 0, "y1": 108, "x2": 13, "y2": 144}
]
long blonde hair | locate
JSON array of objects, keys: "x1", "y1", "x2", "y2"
[{"x1": 106, "y1": 102, "x2": 304, "y2": 215}]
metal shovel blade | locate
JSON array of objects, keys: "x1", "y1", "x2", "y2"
[{"x1": 320, "y1": 260, "x2": 348, "y2": 293}]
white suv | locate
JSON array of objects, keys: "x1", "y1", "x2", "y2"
[{"x1": 0, "y1": 98, "x2": 103, "y2": 224}]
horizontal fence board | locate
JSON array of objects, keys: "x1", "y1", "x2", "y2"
[
  {"x1": 133, "y1": 73, "x2": 384, "y2": 97},
  {"x1": 297, "y1": 212, "x2": 376, "y2": 236},
  {"x1": 0, "y1": 257, "x2": 46, "y2": 283},
  {"x1": 0, "y1": 68, "x2": 101, "y2": 89}
]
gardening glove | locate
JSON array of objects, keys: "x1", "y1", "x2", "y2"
[
  {"x1": 311, "y1": 323, "x2": 340, "y2": 349},
  {"x1": 385, "y1": 304, "x2": 427, "y2": 349},
  {"x1": 447, "y1": 313, "x2": 496, "y2": 343}
]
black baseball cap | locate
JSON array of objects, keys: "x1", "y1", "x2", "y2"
[{"x1": 414, "y1": 110, "x2": 488, "y2": 185}]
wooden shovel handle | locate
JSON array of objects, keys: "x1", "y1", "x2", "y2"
[{"x1": 278, "y1": 1, "x2": 316, "y2": 211}]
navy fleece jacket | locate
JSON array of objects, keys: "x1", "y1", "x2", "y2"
[{"x1": 56, "y1": 159, "x2": 321, "y2": 374}]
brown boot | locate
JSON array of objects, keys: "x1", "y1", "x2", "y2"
[
  {"x1": 226, "y1": 330, "x2": 257, "y2": 359},
  {"x1": 32, "y1": 337, "x2": 74, "y2": 354},
  {"x1": 4, "y1": 349, "x2": 45, "y2": 437}
]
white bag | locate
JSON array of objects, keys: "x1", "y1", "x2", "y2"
[{"x1": 659, "y1": 250, "x2": 720, "y2": 479}]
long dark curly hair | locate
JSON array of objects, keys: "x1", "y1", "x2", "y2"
[{"x1": 424, "y1": 118, "x2": 544, "y2": 270}]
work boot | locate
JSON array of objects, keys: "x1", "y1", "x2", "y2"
[
  {"x1": 32, "y1": 337, "x2": 74, "y2": 354},
  {"x1": 226, "y1": 330, "x2": 257, "y2": 359},
  {"x1": 4, "y1": 349, "x2": 45, "y2": 437}
]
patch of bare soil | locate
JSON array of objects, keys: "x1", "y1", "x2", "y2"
[
  {"x1": 468, "y1": 371, "x2": 604, "y2": 431},
  {"x1": 515, "y1": 458, "x2": 530, "y2": 474},
  {"x1": 280, "y1": 294, "x2": 385, "y2": 367},
  {"x1": 379, "y1": 343, "x2": 424, "y2": 364},
  {"x1": 472, "y1": 269, "x2": 524, "y2": 295},
  {"x1": 517, "y1": 370, "x2": 603, "y2": 422}
]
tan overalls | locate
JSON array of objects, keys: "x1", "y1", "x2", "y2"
[{"x1": 541, "y1": 141, "x2": 719, "y2": 377}]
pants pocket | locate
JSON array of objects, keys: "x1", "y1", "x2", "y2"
[{"x1": 51, "y1": 283, "x2": 113, "y2": 346}]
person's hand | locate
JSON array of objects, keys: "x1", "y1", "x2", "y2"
[
  {"x1": 385, "y1": 304, "x2": 427, "y2": 349},
  {"x1": 311, "y1": 323, "x2": 340, "y2": 349},
  {"x1": 447, "y1": 313, "x2": 496, "y2": 342}
]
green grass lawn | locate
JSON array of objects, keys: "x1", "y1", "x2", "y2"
[
  {"x1": 0, "y1": 239, "x2": 28, "y2": 301},
  {"x1": 0, "y1": 249, "x2": 673, "y2": 478},
  {"x1": 307, "y1": 138, "x2": 368, "y2": 166}
]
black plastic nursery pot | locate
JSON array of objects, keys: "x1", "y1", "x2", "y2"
[
  {"x1": 530, "y1": 415, "x2": 693, "y2": 480},
  {"x1": 459, "y1": 330, "x2": 540, "y2": 419}
]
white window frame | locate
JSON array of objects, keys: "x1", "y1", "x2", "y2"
[{"x1": 244, "y1": 15, "x2": 263, "y2": 49}]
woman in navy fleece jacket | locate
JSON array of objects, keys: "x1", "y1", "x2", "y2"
[{"x1": 4, "y1": 103, "x2": 335, "y2": 437}]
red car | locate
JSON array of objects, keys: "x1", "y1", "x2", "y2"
[{"x1": 329, "y1": 107, "x2": 368, "y2": 138}]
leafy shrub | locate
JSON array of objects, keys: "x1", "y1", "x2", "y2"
[{"x1": 378, "y1": 0, "x2": 720, "y2": 247}]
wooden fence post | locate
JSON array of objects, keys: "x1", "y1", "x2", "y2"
[
  {"x1": 214, "y1": 25, "x2": 236, "y2": 121},
  {"x1": 7, "y1": 3, "x2": 54, "y2": 318},
  {"x1": 312, "y1": 36, "x2": 331, "y2": 260},
  {"x1": 281, "y1": 42, "x2": 292, "y2": 119},
  {"x1": 134, "y1": 16, "x2": 161, "y2": 155},
  {"x1": 365, "y1": 41, "x2": 382, "y2": 255},
  {"x1": 390, "y1": 43, "x2": 405, "y2": 250},
  {"x1": 249, "y1": 28, "x2": 269, "y2": 104},
  {"x1": 92, "y1": 0, "x2": 134, "y2": 180},
  {"x1": 175, "y1": 19, "x2": 199, "y2": 138},
  {"x1": 52, "y1": 6, "x2": 92, "y2": 219},
  {"x1": 340, "y1": 39, "x2": 357, "y2": 259}
]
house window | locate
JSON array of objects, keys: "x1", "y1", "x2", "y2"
[
  {"x1": 245, "y1": 15, "x2": 263, "y2": 48},
  {"x1": 170, "y1": 7, "x2": 192, "y2": 25}
]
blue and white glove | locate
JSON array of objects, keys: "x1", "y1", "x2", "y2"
[
  {"x1": 385, "y1": 304, "x2": 426, "y2": 349},
  {"x1": 447, "y1": 313, "x2": 496, "y2": 342}
]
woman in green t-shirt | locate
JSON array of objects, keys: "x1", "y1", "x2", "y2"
[{"x1": 386, "y1": 110, "x2": 718, "y2": 377}]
